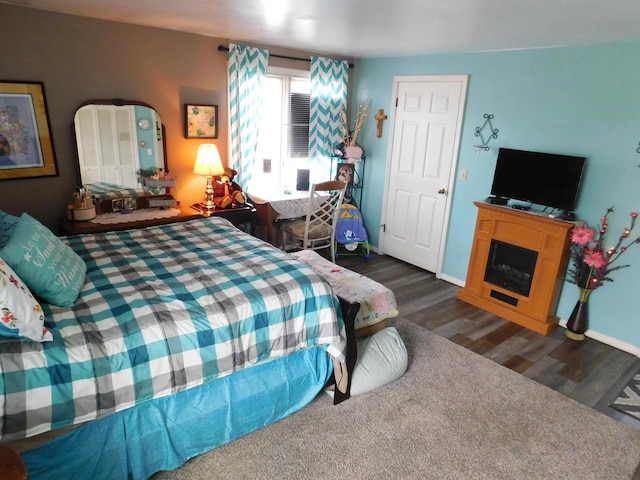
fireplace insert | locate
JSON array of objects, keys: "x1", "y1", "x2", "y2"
[{"x1": 484, "y1": 240, "x2": 538, "y2": 297}]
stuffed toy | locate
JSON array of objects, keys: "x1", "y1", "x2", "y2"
[{"x1": 213, "y1": 167, "x2": 247, "y2": 209}]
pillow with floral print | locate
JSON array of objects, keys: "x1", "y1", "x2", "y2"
[{"x1": 0, "y1": 257, "x2": 52, "y2": 342}]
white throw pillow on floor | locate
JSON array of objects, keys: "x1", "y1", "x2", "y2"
[{"x1": 351, "y1": 326, "x2": 408, "y2": 395}]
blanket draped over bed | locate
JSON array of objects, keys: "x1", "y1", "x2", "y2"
[
  {"x1": 86, "y1": 181, "x2": 146, "y2": 200},
  {"x1": 0, "y1": 216, "x2": 347, "y2": 443}
]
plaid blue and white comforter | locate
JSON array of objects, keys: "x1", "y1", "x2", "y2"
[
  {"x1": 0, "y1": 217, "x2": 346, "y2": 442},
  {"x1": 87, "y1": 182, "x2": 145, "y2": 200}
]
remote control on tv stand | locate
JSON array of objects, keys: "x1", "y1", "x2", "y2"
[{"x1": 558, "y1": 211, "x2": 576, "y2": 221}]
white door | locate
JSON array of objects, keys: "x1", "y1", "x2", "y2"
[
  {"x1": 381, "y1": 75, "x2": 467, "y2": 274},
  {"x1": 75, "y1": 105, "x2": 138, "y2": 186}
]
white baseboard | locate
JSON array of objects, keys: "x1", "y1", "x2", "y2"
[
  {"x1": 371, "y1": 255, "x2": 640, "y2": 357},
  {"x1": 438, "y1": 272, "x2": 464, "y2": 287},
  {"x1": 557, "y1": 318, "x2": 640, "y2": 357},
  {"x1": 435, "y1": 273, "x2": 640, "y2": 357}
]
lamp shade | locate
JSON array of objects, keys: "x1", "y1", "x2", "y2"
[{"x1": 193, "y1": 144, "x2": 225, "y2": 176}]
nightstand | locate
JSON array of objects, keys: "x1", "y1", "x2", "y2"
[
  {"x1": 190, "y1": 203, "x2": 257, "y2": 233},
  {"x1": 60, "y1": 204, "x2": 257, "y2": 236}
]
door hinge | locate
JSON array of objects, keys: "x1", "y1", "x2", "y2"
[
  {"x1": 395, "y1": 98, "x2": 398, "y2": 107},
  {"x1": 381, "y1": 223, "x2": 386, "y2": 232}
]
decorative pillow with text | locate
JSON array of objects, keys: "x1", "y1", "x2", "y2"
[
  {"x1": 0, "y1": 213, "x2": 86, "y2": 307},
  {"x1": 0, "y1": 257, "x2": 52, "y2": 342}
]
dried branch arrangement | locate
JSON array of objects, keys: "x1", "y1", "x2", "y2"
[{"x1": 341, "y1": 100, "x2": 371, "y2": 146}]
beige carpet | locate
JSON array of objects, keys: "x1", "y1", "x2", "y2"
[{"x1": 154, "y1": 318, "x2": 640, "y2": 479}]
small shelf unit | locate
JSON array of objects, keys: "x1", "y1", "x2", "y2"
[{"x1": 331, "y1": 147, "x2": 370, "y2": 259}]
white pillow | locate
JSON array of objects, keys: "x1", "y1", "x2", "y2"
[
  {"x1": 350, "y1": 326, "x2": 408, "y2": 395},
  {"x1": 0, "y1": 257, "x2": 52, "y2": 342}
]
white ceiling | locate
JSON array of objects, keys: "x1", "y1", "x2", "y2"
[{"x1": 4, "y1": 0, "x2": 640, "y2": 58}]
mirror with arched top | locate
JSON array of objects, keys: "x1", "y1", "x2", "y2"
[{"x1": 73, "y1": 99, "x2": 167, "y2": 189}]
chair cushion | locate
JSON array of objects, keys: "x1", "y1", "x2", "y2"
[{"x1": 282, "y1": 220, "x2": 333, "y2": 240}]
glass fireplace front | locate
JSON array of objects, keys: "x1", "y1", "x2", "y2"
[{"x1": 484, "y1": 240, "x2": 538, "y2": 297}]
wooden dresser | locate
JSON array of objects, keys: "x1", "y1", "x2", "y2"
[{"x1": 60, "y1": 204, "x2": 257, "y2": 236}]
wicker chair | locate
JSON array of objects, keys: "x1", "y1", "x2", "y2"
[{"x1": 279, "y1": 180, "x2": 347, "y2": 261}]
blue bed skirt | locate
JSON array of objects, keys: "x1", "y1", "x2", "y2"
[{"x1": 22, "y1": 346, "x2": 333, "y2": 480}]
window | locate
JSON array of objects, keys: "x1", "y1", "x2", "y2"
[{"x1": 252, "y1": 67, "x2": 310, "y2": 191}]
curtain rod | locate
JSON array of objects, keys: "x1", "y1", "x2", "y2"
[{"x1": 217, "y1": 45, "x2": 353, "y2": 68}]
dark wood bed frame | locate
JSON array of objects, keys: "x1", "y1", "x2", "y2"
[{"x1": 331, "y1": 297, "x2": 360, "y2": 404}]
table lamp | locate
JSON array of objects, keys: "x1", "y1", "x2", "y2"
[{"x1": 193, "y1": 144, "x2": 225, "y2": 213}]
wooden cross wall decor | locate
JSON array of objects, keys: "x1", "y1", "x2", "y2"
[{"x1": 374, "y1": 109, "x2": 388, "y2": 138}]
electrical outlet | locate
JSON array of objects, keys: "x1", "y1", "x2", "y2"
[{"x1": 460, "y1": 169, "x2": 468, "y2": 181}]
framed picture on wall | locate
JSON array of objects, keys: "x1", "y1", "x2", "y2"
[
  {"x1": 0, "y1": 80, "x2": 58, "y2": 180},
  {"x1": 184, "y1": 104, "x2": 218, "y2": 139}
]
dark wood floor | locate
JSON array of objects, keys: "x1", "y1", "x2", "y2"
[{"x1": 336, "y1": 252, "x2": 640, "y2": 432}]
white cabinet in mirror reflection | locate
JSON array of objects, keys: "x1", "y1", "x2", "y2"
[{"x1": 74, "y1": 103, "x2": 165, "y2": 188}]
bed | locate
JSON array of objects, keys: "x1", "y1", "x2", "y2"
[{"x1": 0, "y1": 214, "x2": 357, "y2": 479}]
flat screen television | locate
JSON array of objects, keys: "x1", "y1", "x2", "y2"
[{"x1": 490, "y1": 148, "x2": 586, "y2": 212}]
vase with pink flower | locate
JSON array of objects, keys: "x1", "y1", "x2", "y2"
[{"x1": 565, "y1": 208, "x2": 640, "y2": 340}]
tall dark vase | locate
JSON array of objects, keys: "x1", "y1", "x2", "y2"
[{"x1": 565, "y1": 287, "x2": 591, "y2": 341}]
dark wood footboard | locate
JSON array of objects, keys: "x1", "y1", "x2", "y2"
[{"x1": 331, "y1": 296, "x2": 360, "y2": 405}]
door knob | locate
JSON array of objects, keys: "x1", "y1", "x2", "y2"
[{"x1": 438, "y1": 188, "x2": 446, "y2": 194}]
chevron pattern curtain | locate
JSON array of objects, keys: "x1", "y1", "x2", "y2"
[
  {"x1": 228, "y1": 44, "x2": 269, "y2": 191},
  {"x1": 309, "y1": 57, "x2": 348, "y2": 184}
]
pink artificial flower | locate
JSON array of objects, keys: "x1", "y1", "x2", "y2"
[
  {"x1": 583, "y1": 248, "x2": 607, "y2": 269},
  {"x1": 2, "y1": 311, "x2": 14, "y2": 324},
  {"x1": 571, "y1": 226, "x2": 595, "y2": 245}
]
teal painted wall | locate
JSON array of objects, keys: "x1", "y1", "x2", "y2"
[
  {"x1": 134, "y1": 105, "x2": 158, "y2": 172},
  {"x1": 351, "y1": 40, "x2": 640, "y2": 349}
]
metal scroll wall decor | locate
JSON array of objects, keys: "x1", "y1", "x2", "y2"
[{"x1": 474, "y1": 114, "x2": 499, "y2": 153}]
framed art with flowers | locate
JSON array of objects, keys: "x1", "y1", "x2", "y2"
[
  {"x1": 184, "y1": 104, "x2": 218, "y2": 139},
  {"x1": 0, "y1": 80, "x2": 58, "y2": 181}
]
